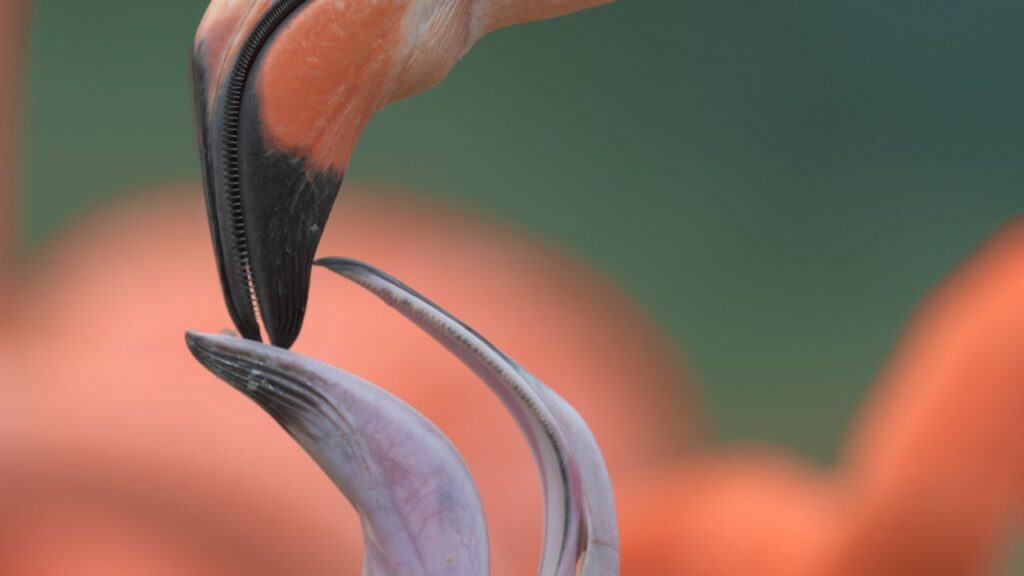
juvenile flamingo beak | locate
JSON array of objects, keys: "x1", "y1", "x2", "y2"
[
  {"x1": 187, "y1": 259, "x2": 618, "y2": 574},
  {"x1": 186, "y1": 330, "x2": 490, "y2": 575},
  {"x1": 191, "y1": 0, "x2": 612, "y2": 348},
  {"x1": 317, "y1": 258, "x2": 620, "y2": 575}
]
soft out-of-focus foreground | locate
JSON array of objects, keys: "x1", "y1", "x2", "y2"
[{"x1": 2, "y1": 0, "x2": 1024, "y2": 574}]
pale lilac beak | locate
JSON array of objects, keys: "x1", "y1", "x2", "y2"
[
  {"x1": 185, "y1": 331, "x2": 489, "y2": 576},
  {"x1": 317, "y1": 258, "x2": 619, "y2": 575}
]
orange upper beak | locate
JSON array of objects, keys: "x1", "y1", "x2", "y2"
[
  {"x1": 192, "y1": 0, "x2": 613, "y2": 348},
  {"x1": 193, "y1": 0, "x2": 393, "y2": 348}
]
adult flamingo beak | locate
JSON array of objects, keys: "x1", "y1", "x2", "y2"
[
  {"x1": 192, "y1": 0, "x2": 356, "y2": 349},
  {"x1": 191, "y1": 0, "x2": 479, "y2": 349},
  {"x1": 191, "y1": 0, "x2": 613, "y2": 349}
]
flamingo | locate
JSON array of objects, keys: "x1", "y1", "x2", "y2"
[
  {"x1": 188, "y1": 1, "x2": 1024, "y2": 574},
  {"x1": 0, "y1": 1, "x2": 687, "y2": 573},
  {"x1": 190, "y1": 2, "x2": 634, "y2": 570},
  {"x1": 193, "y1": 2, "x2": 631, "y2": 571},
  {"x1": 192, "y1": 0, "x2": 613, "y2": 348},
  {"x1": 5, "y1": 1, "x2": 1024, "y2": 574}
]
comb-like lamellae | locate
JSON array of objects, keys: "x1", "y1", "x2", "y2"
[{"x1": 194, "y1": 0, "x2": 322, "y2": 347}]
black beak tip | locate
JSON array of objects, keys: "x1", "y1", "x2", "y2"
[
  {"x1": 200, "y1": 150, "x2": 343, "y2": 350},
  {"x1": 185, "y1": 330, "x2": 222, "y2": 368},
  {"x1": 195, "y1": 26, "x2": 344, "y2": 350},
  {"x1": 184, "y1": 329, "x2": 206, "y2": 354},
  {"x1": 265, "y1": 310, "x2": 302, "y2": 350},
  {"x1": 185, "y1": 329, "x2": 317, "y2": 432}
]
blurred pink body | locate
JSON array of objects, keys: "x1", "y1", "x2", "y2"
[{"x1": 622, "y1": 220, "x2": 1024, "y2": 575}]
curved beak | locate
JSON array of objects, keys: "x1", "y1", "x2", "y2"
[
  {"x1": 191, "y1": 0, "x2": 613, "y2": 348},
  {"x1": 185, "y1": 330, "x2": 490, "y2": 575},
  {"x1": 192, "y1": 0, "x2": 404, "y2": 348},
  {"x1": 316, "y1": 258, "x2": 620, "y2": 574}
]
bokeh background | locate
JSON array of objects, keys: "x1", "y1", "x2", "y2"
[{"x1": 20, "y1": 0, "x2": 1024, "y2": 471}]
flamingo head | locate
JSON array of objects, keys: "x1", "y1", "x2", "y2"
[{"x1": 192, "y1": 0, "x2": 612, "y2": 348}]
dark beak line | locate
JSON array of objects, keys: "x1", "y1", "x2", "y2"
[{"x1": 194, "y1": 0, "x2": 342, "y2": 349}]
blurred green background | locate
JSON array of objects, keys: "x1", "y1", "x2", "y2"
[{"x1": 21, "y1": 0, "x2": 1024, "y2": 469}]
